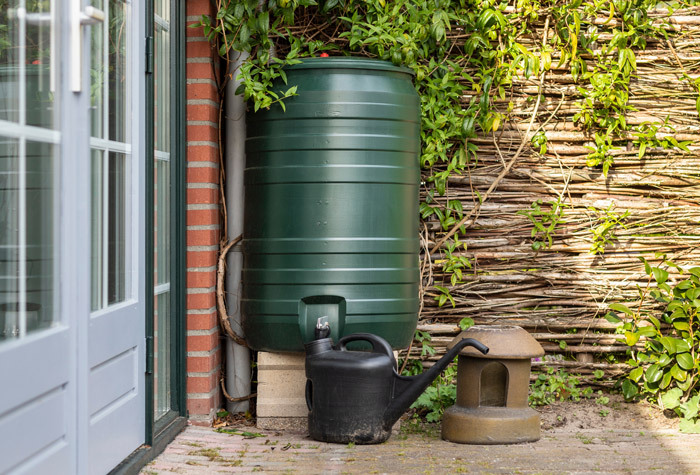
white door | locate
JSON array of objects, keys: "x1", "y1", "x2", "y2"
[
  {"x1": 0, "y1": 1, "x2": 146, "y2": 474},
  {"x1": 0, "y1": 0, "x2": 81, "y2": 472},
  {"x1": 86, "y1": 0, "x2": 146, "y2": 473}
]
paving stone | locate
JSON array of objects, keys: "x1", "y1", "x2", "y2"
[{"x1": 141, "y1": 424, "x2": 700, "y2": 474}]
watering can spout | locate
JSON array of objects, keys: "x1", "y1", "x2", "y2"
[{"x1": 382, "y1": 337, "x2": 488, "y2": 431}]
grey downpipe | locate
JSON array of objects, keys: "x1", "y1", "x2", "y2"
[{"x1": 224, "y1": 50, "x2": 251, "y2": 413}]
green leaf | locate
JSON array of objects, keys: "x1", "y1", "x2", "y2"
[
  {"x1": 621, "y1": 379, "x2": 638, "y2": 399},
  {"x1": 660, "y1": 371, "x2": 672, "y2": 389},
  {"x1": 659, "y1": 336, "x2": 677, "y2": 354},
  {"x1": 679, "y1": 418, "x2": 700, "y2": 434},
  {"x1": 660, "y1": 388, "x2": 683, "y2": 410},
  {"x1": 629, "y1": 366, "x2": 644, "y2": 382},
  {"x1": 659, "y1": 282, "x2": 672, "y2": 294},
  {"x1": 658, "y1": 353, "x2": 673, "y2": 367},
  {"x1": 676, "y1": 280, "x2": 693, "y2": 290},
  {"x1": 652, "y1": 267, "x2": 669, "y2": 284},
  {"x1": 462, "y1": 115, "x2": 476, "y2": 138},
  {"x1": 636, "y1": 326, "x2": 657, "y2": 338},
  {"x1": 638, "y1": 141, "x2": 647, "y2": 159},
  {"x1": 676, "y1": 352, "x2": 695, "y2": 370},
  {"x1": 670, "y1": 364, "x2": 687, "y2": 381},
  {"x1": 645, "y1": 364, "x2": 662, "y2": 383},
  {"x1": 625, "y1": 331, "x2": 640, "y2": 346},
  {"x1": 257, "y1": 11, "x2": 269, "y2": 34},
  {"x1": 604, "y1": 311, "x2": 621, "y2": 323},
  {"x1": 675, "y1": 339, "x2": 691, "y2": 353},
  {"x1": 678, "y1": 378, "x2": 693, "y2": 392},
  {"x1": 648, "y1": 315, "x2": 661, "y2": 329},
  {"x1": 681, "y1": 395, "x2": 700, "y2": 420},
  {"x1": 609, "y1": 303, "x2": 634, "y2": 315}
]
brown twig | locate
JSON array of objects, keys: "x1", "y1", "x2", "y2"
[
  {"x1": 429, "y1": 17, "x2": 551, "y2": 255},
  {"x1": 221, "y1": 377, "x2": 257, "y2": 402},
  {"x1": 217, "y1": 235, "x2": 247, "y2": 346}
]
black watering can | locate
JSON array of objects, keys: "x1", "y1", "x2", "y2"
[{"x1": 304, "y1": 326, "x2": 488, "y2": 444}]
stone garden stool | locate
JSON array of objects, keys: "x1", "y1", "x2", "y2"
[{"x1": 442, "y1": 325, "x2": 544, "y2": 444}]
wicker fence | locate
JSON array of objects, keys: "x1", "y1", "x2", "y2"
[{"x1": 409, "y1": 10, "x2": 700, "y2": 385}]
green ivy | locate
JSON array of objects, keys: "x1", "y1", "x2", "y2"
[
  {"x1": 605, "y1": 256, "x2": 700, "y2": 432},
  {"x1": 197, "y1": 0, "x2": 699, "y2": 271}
]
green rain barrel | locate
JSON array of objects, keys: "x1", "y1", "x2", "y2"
[{"x1": 243, "y1": 57, "x2": 420, "y2": 352}]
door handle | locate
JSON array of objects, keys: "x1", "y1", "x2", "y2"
[
  {"x1": 80, "y1": 6, "x2": 105, "y2": 25},
  {"x1": 70, "y1": 0, "x2": 105, "y2": 92}
]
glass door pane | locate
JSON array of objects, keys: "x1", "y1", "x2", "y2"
[
  {"x1": 153, "y1": 0, "x2": 174, "y2": 421},
  {"x1": 0, "y1": 0, "x2": 59, "y2": 342},
  {"x1": 90, "y1": 0, "x2": 131, "y2": 311}
]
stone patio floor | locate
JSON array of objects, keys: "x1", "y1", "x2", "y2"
[{"x1": 140, "y1": 423, "x2": 700, "y2": 474}]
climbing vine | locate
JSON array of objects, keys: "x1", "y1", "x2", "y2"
[
  {"x1": 199, "y1": 0, "x2": 700, "y2": 411},
  {"x1": 198, "y1": 0, "x2": 700, "y2": 305}
]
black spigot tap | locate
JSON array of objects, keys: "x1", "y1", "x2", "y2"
[{"x1": 315, "y1": 316, "x2": 330, "y2": 340}]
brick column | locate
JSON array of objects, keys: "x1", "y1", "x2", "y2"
[{"x1": 185, "y1": 0, "x2": 222, "y2": 425}]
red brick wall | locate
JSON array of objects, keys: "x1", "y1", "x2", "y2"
[{"x1": 185, "y1": 0, "x2": 222, "y2": 425}]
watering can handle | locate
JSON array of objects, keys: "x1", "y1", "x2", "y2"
[{"x1": 337, "y1": 333, "x2": 396, "y2": 368}]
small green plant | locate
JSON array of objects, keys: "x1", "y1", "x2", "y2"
[
  {"x1": 410, "y1": 358, "x2": 458, "y2": 422},
  {"x1": 588, "y1": 204, "x2": 629, "y2": 255},
  {"x1": 659, "y1": 389, "x2": 700, "y2": 433},
  {"x1": 433, "y1": 237, "x2": 472, "y2": 308},
  {"x1": 433, "y1": 285, "x2": 455, "y2": 308},
  {"x1": 214, "y1": 428, "x2": 266, "y2": 438},
  {"x1": 529, "y1": 366, "x2": 592, "y2": 406},
  {"x1": 189, "y1": 447, "x2": 224, "y2": 462},
  {"x1": 421, "y1": 198, "x2": 466, "y2": 233},
  {"x1": 605, "y1": 256, "x2": 700, "y2": 433},
  {"x1": 584, "y1": 132, "x2": 620, "y2": 177},
  {"x1": 531, "y1": 130, "x2": 548, "y2": 155},
  {"x1": 633, "y1": 119, "x2": 692, "y2": 159},
  {"x1": 399, "y1": 329, "x2": 436, "y2": 377},
  {"x1": 595, "y1": 390, "x2": 610, "y2": 407},
  {"x1": 402, "y1": 317, "x2": 473, "y2": 422},
  {"x1": 518, "y1": 198, "x2": 566, "y2": 251},
  {"x1": 415, "y1": 329, "x2": 436, "y2": 358}
]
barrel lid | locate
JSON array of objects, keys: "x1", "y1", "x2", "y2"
[
  {"x1": 447, "y1": 325, "x2": 544, "y2": 359},
  {"x1": 286, "y1": 57, "x2": 415, "y2": 76}
]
